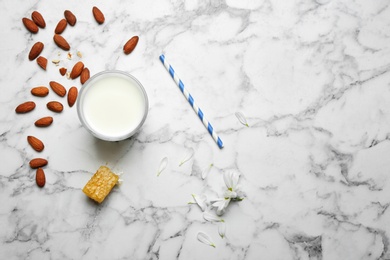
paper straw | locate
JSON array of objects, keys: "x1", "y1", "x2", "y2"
[{"x1": 159, "y1": 54, "x2": 224, "y2": 149}]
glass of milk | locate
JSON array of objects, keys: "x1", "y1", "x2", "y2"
[{"x1": 77, "y1": 70, "x2": 148, "y2": 141}]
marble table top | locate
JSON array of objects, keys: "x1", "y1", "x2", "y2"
[{"x1": 1, "y1": 0, "x2": 390, "y2": 259}]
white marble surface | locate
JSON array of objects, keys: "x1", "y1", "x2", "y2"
[{"x1": 1, "y1": 0, "x2": 390, "y2": 259}]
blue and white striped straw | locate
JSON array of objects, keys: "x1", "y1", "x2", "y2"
[{"x1": 159, "y1": 54, "x2": 224, "y2": 149}]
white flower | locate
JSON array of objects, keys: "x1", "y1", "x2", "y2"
[
  {"x1": 210, "y1": 198, "x2": 231, "y2": 216},
  {"x1": 191, "y1": 194, "x2": 207, "y2": 212},
  {"x1": 203, "y1": 211, "x2": 224, "y2": 222},
  {"x1": 197, "y1": 231, "x2": 216, "y2": 248},
  {"x1": 209, "y1": 170, "x2": 244, "y2": 216},
  {"x1": 223, "y1": 170, "x2": 244, "y2": 201}
]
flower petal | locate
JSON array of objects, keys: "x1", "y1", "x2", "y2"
[
  {"x1": 218, "y1": 222, "x2": 226, "y2": 239},
  {"x1": 224, "y1": 190, "x2": 237, "y2": 199},
  {"x1": 179, "y1": 149, "x2": 194, "y2": 166},
  {"x1": 211, "y1": 198, "x2": 231, "y2": 216},
  {"x1": 201, "y1": 163, "x2": 213, "y2": 180},
  {"x1": 223, "y1": 172, "x2": 233, "y2": 190},
  {"x1": 157, "y1": 157, "x2": 168, "y2": 176},
  {"x1": 203, "y1": 211, "x2": 224, "y2": 222},
  {"x1": 192, "y1": 194, "x2": 207, "y2": 211},
  {"x1": 223, "y1": 171, "x2": 240, "y2": 190},
  {"x1": 197, "y1": 231, "x2": 216, "y2": 248},
  {"x1": 235, "y1": 111, "x2": 249, "y2": 127}
]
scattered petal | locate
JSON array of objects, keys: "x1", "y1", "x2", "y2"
[
  {"x1": 157, "y1": 157, "x2": 168, "y2": 176},
  {"x1": 197, "y1": 232, "x2": 216, "y2": 248},
  {"x1": 201, "y1": 163, "x2": 213, "y2": 180},
  {"x1": 117, "y1": 178, "x2": 124, "y2": 185},
  {"x1": 218, "y1": 222, "x2": 226, "y2": 239},
  {"x1": 179, "y1": 149, "x2": 194, "y2": 166},
  {"x1": 192, "y1": 194, "x2": 207, "y2": 211},
  {"x1": 203, "y1": 211, "x2": 224, "y2": 222},
  {"x1": 235, "y1": 112, "x2": 249, "y2": 127}
]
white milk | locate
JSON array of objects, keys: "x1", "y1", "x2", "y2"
[{"x1": 80, "y1": 74, "x2": 147, "y2": 140}]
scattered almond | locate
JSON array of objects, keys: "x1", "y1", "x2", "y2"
[
  {"x1": 22, "y1": 17, "x2": 39, "y2": 33},
  {"x1": 64, "y1": 10, "x2": 77, "y2": 26},
  {"x1": 27, "y1": 136, "x2": 44, "y2": 152},
  {"x1": 30, "y1": 158, "x2": 48, "y2": 169},
  {"x1": 92, "y1": 6, "x2": 105, "y2": 24},
  {"x1": 36, "y1": 168, "x2": 46, "y2": 187},
  {"x1": 77, "y1": 51, "x2": 82, "y2": 58},
  {"x1": 15, "y1": 101, "x2": 36, "y2": 114},
  {"x1": 123, "y1": 36, "x2": 139, "y2": 55},
  {"x1": 47, "y1": 101, "x2": 63, "y2": 113},
  {"x1": 67, "y1": 52, "x2": 72, "y2": 60},
  {"x1": 67, "y1": 87, "x2": 78, "y2": 107},
  {"x1": 55, "y1": 19, "x2": 67, "y2": 34},
  {"x1": 53, "y1": 34, "x2": 70, "y2": 51},
  {"x1": 80, "y1": 68, "x2": 90, "y2": 84},
  {"x1": 49, "y1": 81, "x2": 67, "y2": 97},
  {"x1": 70, "y1": 61, "x2": 84, "y2": 79},
  {"x1": 28, "y1": 42, "x2": 44, "y2": 61},
  {"x1": 37, "y1": 56, "x2": 47, "y2": 70},
  {"x1": 59, "y1": 67, "x2": 67, "y2": 76},
  {"x1": 31, "y1": 86, "x2": 49, "y2": 97},
  {"x1": 35, "y1": 116, "x2": 53, "y2": 127},
  {"x1": 31, "y1": 11, "x2": 46, "y2": 28}
]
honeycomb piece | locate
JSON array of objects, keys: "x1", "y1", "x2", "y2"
[{"x1": 82, "y1": 166, "x2": 119, "y2": 203}]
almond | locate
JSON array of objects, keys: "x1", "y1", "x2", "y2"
[
  {"x1": 22, "y1": 17, "x2": 39, "y2": 33},
  {"x1": 35, "y1": 116, "x2": 53, "y2": 127},
  {"x1": 27, "y1": 136, "x2": 44, "y2": 152},
  {"x1": 28, "y1": 42, "x2": 44, "y2": 61},
  {"x1": 55, "y1": 19, "x2": 67, "y2": 34},
  {"x1": 37, "y1": 56, "x2": 47, "y2": 70},
  {"x1": 53, "y1": 34, "x2": 70, "y2": 51},
  {"x1": 80, "y1": 68, "x2": 90, "y2": 84},
  {"x1": 47, "y1": 101, "x2": 63, "y2": 113},
  {"x1": 64, "y1": 10, "x2": 77, "y2": 26},
  {"x1": 36, "y1": 168, "x2": 46, "y2": 187},
  {"x1": 31, "y1": 86, "x2": 49, "y2": 97},
  {"x1": 49, "y1": 81, "x2": 67, "y2": 97},
  {"x1": 67, "y1": 86, "x2": 78, "y2": 107},
  {"x1": 70, "y1": 61, "x2": 84, "y2": 79},
  {"x1": 59, "y1": 67, "x2": 67, "y2": 76},
  {"x1": 29, "y1": 158, "x2": 48, "y2": 169},
  {"x1": 15, "y1": 101, "x2": 35, "y2": 114},
  {"x1": 123, "y1": 36, "x2": 139, "y2": 55},
  {"x1": 31, "y1": 11, "x2": 46, "y2": 28},
  {"x1": 92, "y1": 6, "x2": 105, "y2": 24}
]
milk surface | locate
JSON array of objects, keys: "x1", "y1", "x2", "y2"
[{"x1": 82, "y1": 75, "x2": 146, "y2": 138}]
